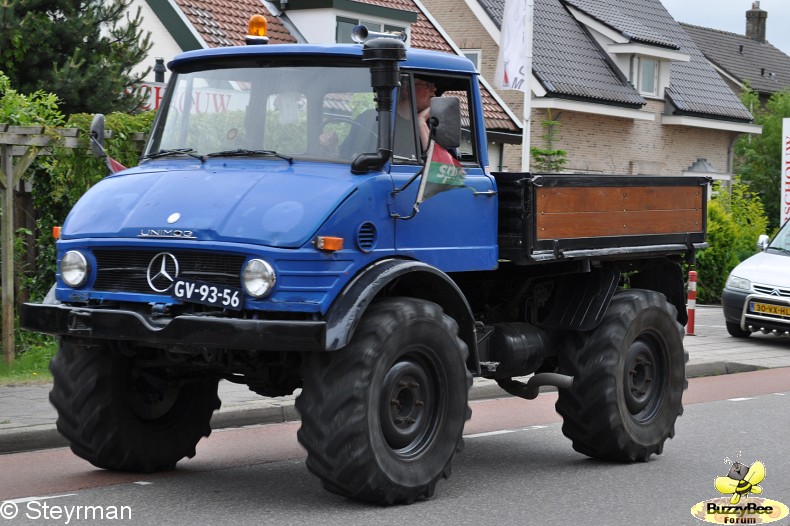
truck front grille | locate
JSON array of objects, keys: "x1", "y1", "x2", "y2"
[{"x1": 93, "y1": 250, "x2": 246, "y2": 294}]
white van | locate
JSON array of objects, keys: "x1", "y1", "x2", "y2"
[{"x1": 722, "y1": 220, "x2": 790, "y2": 337}]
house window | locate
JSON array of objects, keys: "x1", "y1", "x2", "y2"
[
  {"x1": 336, "y1": 16, "x2": 405, "y2": 43},
  {"x1": 632, "y1": 56, "x2": 659, "y2": 97},
  {"x1": 462, "y1": 49, "x2": 481, "y2": 71}
]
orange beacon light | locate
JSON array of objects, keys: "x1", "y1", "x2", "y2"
[{"x1": 246, "y1": 15, "x2": 269, "y2": 45}]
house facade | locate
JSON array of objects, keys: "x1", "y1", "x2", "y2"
[{"x1": 419, "y1": 0, "x2": 761, "y2": 181}]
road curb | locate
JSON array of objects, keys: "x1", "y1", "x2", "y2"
[{"x1": 0, "y1": 361, "x2": 767, "y2": 456}]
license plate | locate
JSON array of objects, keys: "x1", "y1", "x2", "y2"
[
  {"x1": 748, "y1": 301, "x2": 790, "y2": 317},
  {"x1": 173, "y1": 279, "x2": 243, "y2": 311}
]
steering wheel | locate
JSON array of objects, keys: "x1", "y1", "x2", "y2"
[
  {"x1": 320, "y1": 115, "x2": 374, "y2": 134},
  {"x1": 319, "y1": 114, "x2": 377, "y2": 158}
]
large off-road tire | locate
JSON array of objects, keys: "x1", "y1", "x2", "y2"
[
  {"x1": 296, "y1": 297, "x2": 472, "y2": 505},
  {"x1": 555, "y1": 289, "x2": 687, "y2": 462},
  {"x1": 49, "y1": 339, "x2": 221, "y2": 472}
]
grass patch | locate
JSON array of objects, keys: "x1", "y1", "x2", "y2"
[{"x1": 0, "y1": 332, "x2": 57, "y2": 385}]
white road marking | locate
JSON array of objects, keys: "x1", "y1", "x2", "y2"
[
  {"x1": 5, "y1": 493, "x2": 76, "y2": 504},
  {"x1": 464, "y1": 429, "x2": 515, "y2": 439},
  {"x1": 465, "y1": 425, "x2": 550, "y2": 439}
]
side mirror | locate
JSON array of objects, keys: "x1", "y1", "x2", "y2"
[
  {"x1": 757, "y1": 234, "x2": 770, "y2": 251},
  {"x1": 90, "y1": 114, "x2": 107, "y2": 158},
  {"x1": 429, "y1": 97, "x2": 461, "y2": 150}
]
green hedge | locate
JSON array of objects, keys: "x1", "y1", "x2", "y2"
[
  {"x1": 25, "y1": 111, "x2": 154, "y2": 301},
  {"x1": 695, "y1": 179, "x2": 768, "y2": 304}
]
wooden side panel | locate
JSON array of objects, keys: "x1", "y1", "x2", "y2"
[{"x1": 536, "y1": 185, "x2": 704, "y2": 240}]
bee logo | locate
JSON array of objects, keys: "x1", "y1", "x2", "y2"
[{"x1": 714, "y1": 452, "x2": 765, "y2": 504}]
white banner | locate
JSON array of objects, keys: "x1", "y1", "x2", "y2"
[
  {"x1": 783, "y1": 118, "x2": 790, "y2": 225},
  {"x1": 494, "y1": 0, "x2": 528, "y2": 92}
]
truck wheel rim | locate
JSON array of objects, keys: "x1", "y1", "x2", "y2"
[
  {"x1": 128, "y1": 370, "x2": 180, "y2": 421},
  {"x1": 623, "y1": 335, "x2": 666, "y2": 423},
  {"x1": 379, "y1": 354, "x2": 438, "y2": 457}
]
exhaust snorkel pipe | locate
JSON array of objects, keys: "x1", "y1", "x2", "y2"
[{"x1": 351, "y1": 34, "x2": 406, "y2": 175}]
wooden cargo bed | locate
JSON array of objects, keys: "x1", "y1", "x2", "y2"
[{"x1": 494, "y1": 173, "x2": 709, "y2": 264}]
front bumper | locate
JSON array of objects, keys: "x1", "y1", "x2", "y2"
[
  {"x1": 721, "y1": 288, "x2": 790, "y2": 333},
  {"x1": 20, "y1": 303, "x2": 326, "y2": 352}
]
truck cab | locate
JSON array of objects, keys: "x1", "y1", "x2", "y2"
[{"x1": 56, "y1": 43, "x2": 497, "y2": 316}]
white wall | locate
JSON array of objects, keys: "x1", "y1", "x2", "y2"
[{"x1": 131, "y1": 0, "x2": 188, "y2": 82}]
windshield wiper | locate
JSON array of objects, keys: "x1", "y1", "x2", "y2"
[
  {"x1": 205, "y1": 149, "x2": 293, "y2": 164},
  {"x1": 142, "y1": 148, "x2": 204, "y2": 161},
  {"x1": 768, "y1": 246, "x2": 790, "y2": 255}
]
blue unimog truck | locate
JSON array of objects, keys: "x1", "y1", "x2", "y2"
[{"x1": 21, "y1": 27, "x2": 708, "y2": 505}]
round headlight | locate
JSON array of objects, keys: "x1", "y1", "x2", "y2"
[
  {"x1": 61, "y1": 251, "x2": 89, "y2": 288},
  {"x1": 242, "y1": 259, "x2": 276, "y2": 298}
]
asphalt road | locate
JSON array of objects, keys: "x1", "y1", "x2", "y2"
[{"x1": 1, "y1": 369, "x2": 788, "y2": 526}]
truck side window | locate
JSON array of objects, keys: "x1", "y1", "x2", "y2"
[
  {"x1": 393, "y1": 74, "x2": 478, "y2": 165},
  {"x1": 441, "y1": 89, "x2": 477, "y2": 163},
  {"x1": 393, "y1": 76, "x2": 421, "y2": 162}
]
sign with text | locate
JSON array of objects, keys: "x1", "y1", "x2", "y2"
[
  {"x1": 783, "y1": 118, "x2": 790, "y2": 225},
  {"x1": 134, "y1": 82, "x2": 167, "y2": 111},
  {"x1": 133, "y1": 82, "x2": 245, "y2": 114}
]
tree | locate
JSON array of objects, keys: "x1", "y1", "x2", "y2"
[
  {"x1": 734, "y1": 87, "x2": 790, "y2": 230},
  {"x1": 0, "y1": 0, "x2": 152, "y2": 116},
  {"x1": 530, "y1": 109, "x2": 568, "y2": 173}
]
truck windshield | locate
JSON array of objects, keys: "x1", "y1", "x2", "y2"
[{"x1": 146, "y1": 65, "x2": 376, "y2": 163}]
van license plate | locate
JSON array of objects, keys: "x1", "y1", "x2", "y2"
[
  {"x1": 173, "y1": 279, "x2": 243, "y2": 311},
  {"x1": 748, "y1": 301, "x2": 790, "y2": 317}
]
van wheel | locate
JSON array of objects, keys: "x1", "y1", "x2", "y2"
[
  {"x1": 726, "y1": 321, "x2": 751, "y2": 338},
  {"x1": 556, "y1": 290, "x2": 687, "y2": 461},
  {"x1": 296, "y1": 298, "x2": 472, "y2": 505}
]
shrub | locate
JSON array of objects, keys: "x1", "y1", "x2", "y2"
[
  {"x1": 696, "y1": 200, "x2": 738, "y2": 303},
  {"x1": 25, "y1": 111, "x2": 154, "y2": 301},
  {"x1": 695, "y1": 179, "x2": 768, "y2": 303}
]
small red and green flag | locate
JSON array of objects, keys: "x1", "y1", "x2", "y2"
[{"x1": 416, "y1": 142, "x2": 466, "y2": 205}]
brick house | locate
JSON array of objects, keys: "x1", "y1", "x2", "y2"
[
  {"x1": 419, "y1": 0, "x2": 761, "y2": 181},
  {"x1": 681, "y1": 2, "x2": 790, "y2": 105},
  {"x1": 131, "y1": 0, "x2": 521, "y2": 170}
]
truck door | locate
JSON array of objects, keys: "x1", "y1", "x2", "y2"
[{"x1": 390, "y1": 74, "x2": 498, "y2": 272}]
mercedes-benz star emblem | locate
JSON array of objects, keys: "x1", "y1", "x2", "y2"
[
  {"x1": 147, "y1": 252, "x2": 180, "y2": 293},
  {"x1": 167, "y1": 212, "x2": 181, "y2": 224}
]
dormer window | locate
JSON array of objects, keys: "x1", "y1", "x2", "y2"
[
  {"x1": 633, "y1": 56, "x2": 659, "y2": 97},
  {"x1": 282, "y1": 0, "x2": 416, "y2": 45}
]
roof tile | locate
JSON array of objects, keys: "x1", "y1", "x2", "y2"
[
  {"x1": 681, "y1": 22, "x2": 790, "y2": 96},
  {"x1": 475, "y1": 0, "x2": 752, "y2": 121},
  {"x1": 564, "y1": 0, "x2": 679, "y2": 49}
]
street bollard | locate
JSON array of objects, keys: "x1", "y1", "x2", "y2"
[{"x1": 687, "y1": 270, "x2": 697, "y2": 336}]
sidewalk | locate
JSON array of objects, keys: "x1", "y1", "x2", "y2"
[{"x1": 1, "y1": 305, "x2": 789, "y2": 454}]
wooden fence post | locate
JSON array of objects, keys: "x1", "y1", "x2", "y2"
[{"x1": 0, "y1": 125, "x2": 79, "y2": 365}]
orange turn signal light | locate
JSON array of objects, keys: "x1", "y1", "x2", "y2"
[
  {"x1": 52, "y1": 226, "x2": 62, "y2": 239},
  {"x1": 315, "y1": 236, "x2": 344, "y2": 251}
]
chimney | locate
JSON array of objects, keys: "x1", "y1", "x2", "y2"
[{"x1": 746, "y1": 1, "x2": 767, "y2": 43}]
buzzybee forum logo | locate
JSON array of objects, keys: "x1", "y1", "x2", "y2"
[{"x1": 691, "y1": 452, "x2": 789, "y2": 524}]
